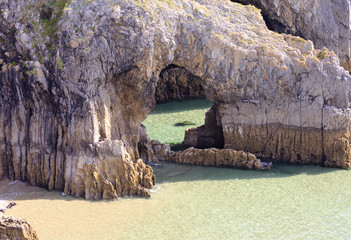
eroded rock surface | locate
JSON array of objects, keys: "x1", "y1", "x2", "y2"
[
  {"x1": 1, "y1": 0, "x2": 351, "y2": 200},
  {"x1": 0, "y1": 0, "x2": 157, "y2": 199},
  {"x1": 168, "y1": 147, "x2": 270, "y2": 170},
  {"x1": 0, "y1": 216, "x2": 38, "y2": 240},
  {"x1": 233, "y1": 0, "x2": 351, "y2": 71}
]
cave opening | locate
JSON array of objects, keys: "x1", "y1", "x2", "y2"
[
  {"x1": 141, "y1": 64, "x2": 224, "y2": 153},
  {"x1": 155, "y1": 64, "x2": 205, "y2": 102}
]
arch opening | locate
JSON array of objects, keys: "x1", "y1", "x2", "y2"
[
  {"x1": 140, "y1": 64, "x2": 224, "y2": 158},
  {"x1": 155, "y1": 64, "x2": 205, "y2": 103}
]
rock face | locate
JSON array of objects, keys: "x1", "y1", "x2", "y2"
[
  {"x1": 183, "y1": 105, "x2": 224, "y2": 149},
  {"x1": 0, "y1": 0, "x2": 157, "y2": 199},
  {"x1": 233, "y1": 0, "x2": 351, "y2": 71},
  {"x1": 0, "y1": 216, "x2": 38, "y2": 240},
  {"x1": 1, "y1": 0, "x2": 351, "y2": 199}
]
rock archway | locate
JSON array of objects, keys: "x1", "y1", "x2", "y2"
[
  {"x1": 155, "y1": 64, "x2": 224, "y2": 150},
  {"x1": 1, "y1": 0, "x2": 351, "y2": 200},
  {"x1": 139, "y1": 63, "x2": 223, "y2": 158}
]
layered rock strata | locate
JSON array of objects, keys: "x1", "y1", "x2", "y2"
[
  {"x1": 1, "y1": 0, "x2": 351, "y2": 200},
  {"x1": 0, "y1": 0, "x2": 156, "y2": 199},
  {"x1": 233, "y1": 0, "x2": 351, "y2": 71},
  {"x1": 0, "y1": 216, "x2": 38, "y2": 240}
]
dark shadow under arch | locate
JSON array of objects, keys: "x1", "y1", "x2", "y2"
[{"x1": 155, "y1": 64, "x2": 205, "y2": 103}]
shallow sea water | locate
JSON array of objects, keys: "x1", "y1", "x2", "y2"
[
  {"x1": 142, "y1": 98, "x2": 213, "y2": 144},
  {"x1": 1, "y1": 99, "x2": 351, "y2": 239}
]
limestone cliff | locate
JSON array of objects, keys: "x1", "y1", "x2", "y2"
[
  {"x1": 0, "y1": 216, "x2": 38, "y2": 240},
  {"x1": 1, "y1": 0, "x2": 351, "y2": 200},
  {"x1": 233, "y1": 0, "x2": 351, "y2": 71},
  {"x1": 0, "y1": 0, "x2": 155, "y2": 199}
]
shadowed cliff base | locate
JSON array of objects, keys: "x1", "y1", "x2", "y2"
[
  {"x1": 0, "y1": 162, "x2": 343, "y2": 202},
  {"x1": 152, "y1": 162, "x2": 345, "y2": 184}
]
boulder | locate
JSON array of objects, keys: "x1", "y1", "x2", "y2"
[{"x1": 0, "y1": 216, "x2": 38, "y2": 240}]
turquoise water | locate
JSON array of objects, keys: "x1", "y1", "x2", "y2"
[
  {"x1": 2, "y1": 99, "x2": 351, "y2": 239},
  {"x1": 142, "y1": 98, "x2": 213, "y2": 144},
  {"x1": 150, "y1": 163, "x2": 351, "y2": 239},
  {"x1": 3, "y1": 163, "x2": 351, "y2": 239}
]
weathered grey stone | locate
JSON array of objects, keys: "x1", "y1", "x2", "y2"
[{"x1": 233, "y1": 0, "x2": 351, "y2": 71}]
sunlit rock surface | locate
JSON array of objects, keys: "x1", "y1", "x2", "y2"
[
  {"x1": 0, "y1": 216, "x2": 38, "y2": 240},
  {"x1": 233, "y1": 0, "x2": 351, "y2": 71},
  {"x1": 168, "y1": 147, "x2": 270, "y2": 170},
  {"x1": 1, "y1": 0, "x2": 351, "y2": 200}
]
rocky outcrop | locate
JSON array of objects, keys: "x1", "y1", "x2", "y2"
[
  {"x1": 233, "y1": 0, "x2": 351, "y2": 71},
  {"x1": 0, "y1": 0, "x2": 156, "y2": 199},
  {"x1": 150, "y1": 137, "x2": 272, "y2": 170},
  {"x1": 0, "y1": 216, "x2": 38, "y2": 240},
  {"x1": 155, "y1": 64, "x2": 204, "y2": 102},
  {"x1": 183, "y1": 105, "x2": 224, "y2": 149},
  {"x1": 167, "y1": 147, "x2": 271, "y2": 170},
  {"x1": 1, "y1": 0, "x2": 351, "y2": 200}
]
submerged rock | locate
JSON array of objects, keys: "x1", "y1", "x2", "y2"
[
  {"x1": 6, "y1": 203, "x2": 16, "y2": 209},
  {"x1": 0, "y1": 216, "x2": 38, "y2": 240},
  {"x1": 0, "y1": 0, "x2": 351, "y2": 200},
  {"x1": 174, "y1": 121, "x2": 196, "y2": 126}
]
